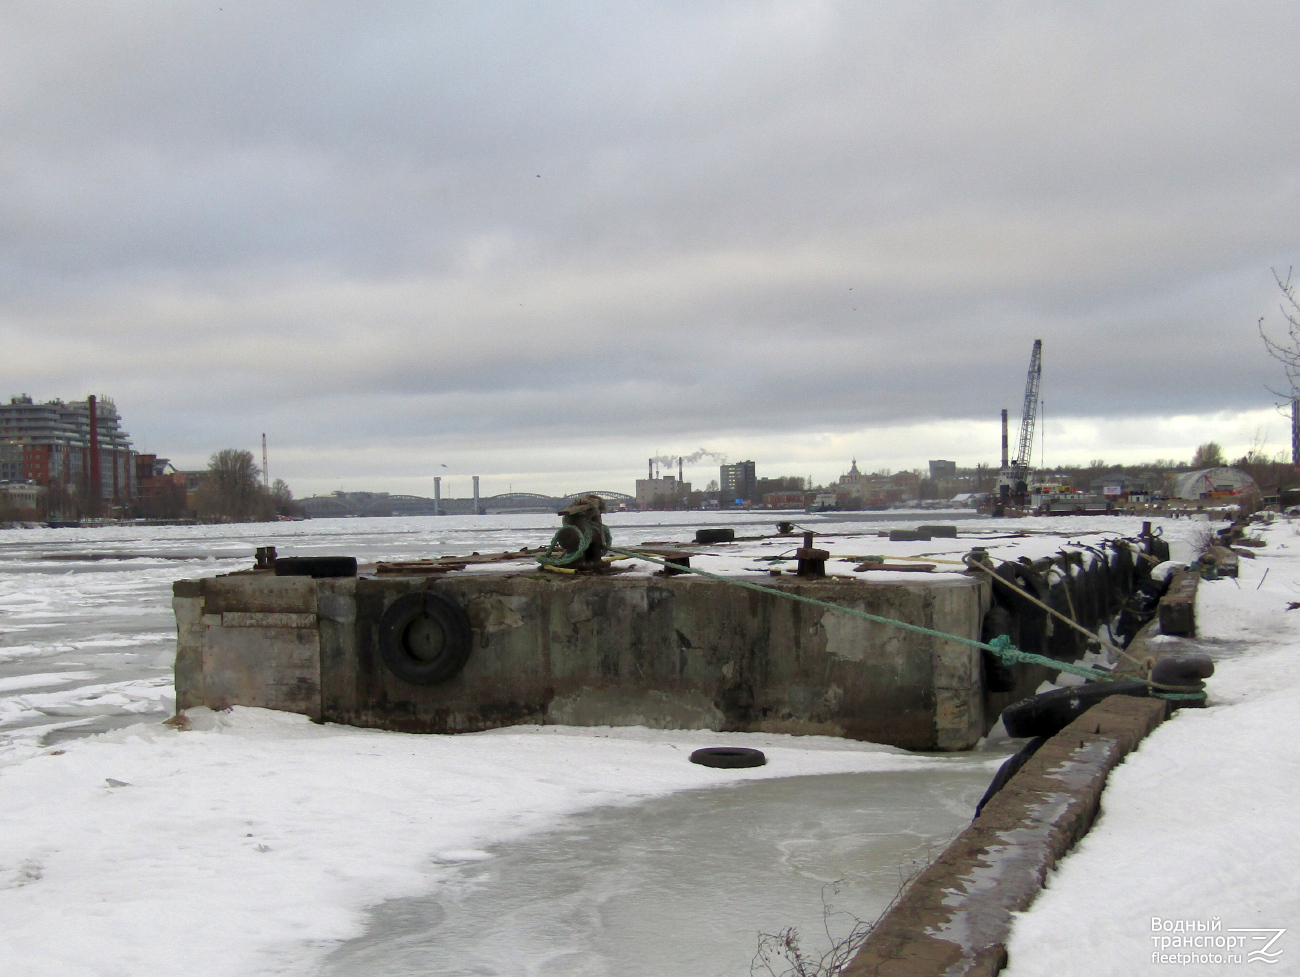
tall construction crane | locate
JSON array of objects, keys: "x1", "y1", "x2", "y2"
[
  {"x1": 1015, "y1": 339, "x2": 1043, "y2": 472},
  {"x1": 997, "y1": 339, "x2": 1042, "y2": 508}
]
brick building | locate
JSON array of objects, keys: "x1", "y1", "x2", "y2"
[{"x1": 134, "y1": 455, "x2": 191, "y2": 518}]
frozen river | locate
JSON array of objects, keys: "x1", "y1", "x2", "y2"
[{"x1": 0, "y1": 511, "x2": 1015, "y2": 976}]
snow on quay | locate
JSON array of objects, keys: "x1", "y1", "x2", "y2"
[
  {"x1": 1003, "y1": 515, "x2": 1300, "y2": 976},
  {"x1": 0, "y1": 512, "x2": 1287, "y2": 975}
]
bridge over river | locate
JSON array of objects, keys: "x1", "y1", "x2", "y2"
[{"x1": 298, "y1": 490, "x2": 633, "y2": 518}]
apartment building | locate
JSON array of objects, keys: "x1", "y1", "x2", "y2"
[{"x1": 0, "y1": 394, "x2": 136, "y2": 506}]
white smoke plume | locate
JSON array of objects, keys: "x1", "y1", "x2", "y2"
[{"x1": 651, "y1": 449, "x2": 727, "y2": 467}]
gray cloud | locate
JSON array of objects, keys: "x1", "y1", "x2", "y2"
[{"x1": 2, "y1": 2, "x2": 1299, "y2": 491}]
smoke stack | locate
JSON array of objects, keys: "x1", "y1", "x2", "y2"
[
  {"x1": 87, "y1": 395, "x2": 101, "y2": 511},
  {"x1": 1001, "y1": 409, "x2": 1009, "y2": 468},
  {"x1": 472, "y1": 475, "x2": 480, "y2": 515},
  {"x1": 433, "y1": 476, "x2": 441, "y2": 516},
  {"x1": 649, "y1": 458, "x2": 654, "y2": 481},
  {"x1": 678, "y1": 457, "x2": 683, "y2": 483}
]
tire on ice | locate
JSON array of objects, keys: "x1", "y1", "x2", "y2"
[{"x1": 689, "y1": 747, "x2": 767, "y2": 768}]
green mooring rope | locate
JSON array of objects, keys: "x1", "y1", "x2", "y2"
[
  {"x1": 537, "y1": 523, "x2": 614, "y2": 568},
  {"x1": 570, "y1": 545, "x2": 1207, "y2": 703}
]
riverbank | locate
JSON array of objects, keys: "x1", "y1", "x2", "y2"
[{"x1": 1000, "y1": 516, "x2": 1300, "y2": 975}]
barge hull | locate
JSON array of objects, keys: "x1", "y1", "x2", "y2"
[{"x1": 175, "y1": 571, "x2": 997, "y2": 751}]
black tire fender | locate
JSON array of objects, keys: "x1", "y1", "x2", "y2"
[
  {"x1": 689, "y1": 747, "x2": 766, "y2": 768},
  {"x1": 1000, "y1": 679, "x2": 1150, "y2": 738},
  {"x1": 378, "y1": 591, "x2": 473, "y2": 685},
  {"x1": 981, "y1": 605, "x2": 1018, "y2": 693},
  {"x1": 274, "y1": 556, "x2": 358, "y2": 578},
  {"x1": 974, "y1": 735, "x2": 1048, "y2": 818},
  {"x1": 695, "y1": 528, "x2": 736, "y2": 544},
  {"x1": 990, "y1": 562, "x2": 1022, "y2": 611}
]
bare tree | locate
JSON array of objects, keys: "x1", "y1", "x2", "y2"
[
  {"x1": 44, "y1": 481, "x2": 80, "y2": 521},
  {"x1": 1259, "y1": 267, "x2": 1300, "y2": 397},
  {"x1": 196, "y1": 449, "x2": 274, "y2": 522},
  {"x1": 269, "y1": 478, "x2": 302, "y2": 517},
  {"x1": 1191, "y1": 442, "x2": 1225, "y2": 469}
]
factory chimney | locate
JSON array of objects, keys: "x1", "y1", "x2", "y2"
[
  {"x1": 433, "y1": 476, "x2": 441, "y2": 516},
  {"x1": 472, "y1": 475, "x2": 480, "y2": 515},
  {"x1": 648, "y1": 458, "x2": 654, "y2": 481},
  {"x1": 87, "y1": 395, "x2": 101, "y2": 513},
  {"x1": 1000, "y1": 409, "x2": 1009, "y2": 469}
]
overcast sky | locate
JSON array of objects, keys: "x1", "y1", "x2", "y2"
[{"x1": 3, "y1": 2, "x2": 1299, "y2": 498}]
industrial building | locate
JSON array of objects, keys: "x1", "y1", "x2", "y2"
[
  {"x1": 719, "y1": 461, "x2": 756, "y2": 503},
  {"x1": 133, "y1": 455, "x2": 192, "y2": 518},
  {"x1": 0, "y1": 394, "x2": 136, "y2": 512},
  {"x1": 1172, "y1": 467, "x2": 1258, "y2": 501},
  {"x1": 634, "y1": 458, "x2": 692, "y2": 509},
  {"x1": 634, "y1": 475, "x2": 691, "y2": 508}
]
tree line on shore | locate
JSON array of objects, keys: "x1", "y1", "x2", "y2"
[
  {"x1": 192, "y1": 448, "x2": 303, "y2": 523},
  {"x1": 0, "y1": 447, "x2": 303, "y2": 524},
  {"x1": 3, "y1": 438, "x2": 1294, "y2": 525}
]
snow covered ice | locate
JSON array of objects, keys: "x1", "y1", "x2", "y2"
[{"x1": 1, "y1": 511, "x2": 1284, "y2": 975}]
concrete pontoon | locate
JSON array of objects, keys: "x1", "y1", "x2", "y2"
[{"x1": 173, "y1": 525, "x2": 1162, "y2": 751}]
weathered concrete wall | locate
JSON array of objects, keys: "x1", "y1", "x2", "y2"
[
  {"x1": 843, "y1": 695, "x2": 1169, "y2": 977},
  {"x1": 175, "y1": 535, "x2": 1157, "y2": 749},
  {"x1": 175, "y1": 574, "x2": 322, "y2": 720},
  {"x1": 176, "y1": 569, "x2": 996, "y2": 751}
]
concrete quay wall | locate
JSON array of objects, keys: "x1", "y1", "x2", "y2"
[
  {"x1": 173, "y1": 533, "x2": 1150, "y2": 750},
  {"x1": 176, "y1": 570, "x2": 997, "y2": 751},
  {"x1": 844, "y1": 695, "x2": 1170, "y2": 977}
]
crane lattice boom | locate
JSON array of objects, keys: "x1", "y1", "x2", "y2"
[{"x1": 1015, "y1": 340, "x2": 1042, "y2": 470}]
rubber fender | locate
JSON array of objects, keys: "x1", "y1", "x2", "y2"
[
  {"x1": 274, "y1": 556, "x2": 357, "y2": 578},
  {"x1": 917, "y1": 525, "x2": 958, "y2": 538},
  {"x1": 1000, "y1": 679, "x2": 1150, "y2": 739},
  {"x1": 695, "y1": 528, "x2": 735, "y2": 544},
  {"x1": 990, "y1": 562, "x2": 1022, "y2": 611},
  {"x1": 1110, "y1": 544, "x2": 1136, "y2": 605},
  {"x1": 974, "y1": 736, "x2": 1048, "y2": 818},
  {"x1": 1114, "y1": 582, "x2": 1161, "y2": 647},
  {"x1": 1111, "y1": 555, "x2": 1133, "y2": 604},
  {"x1": 1010, "y1": 563, "x2": 1051, "y2": 654},
  {"x1": 982, "y1": 649, "x2": 1019, "y2": 693},
  {"x1": 1150, "y1": 653, "x2": 1215, "y2": 685},
  {"x1": 980, "y1": 605, "x2": 1018, "y2": 693},
  {"x1": 378, "y1": 591, "x2": 474, "y2": 685},
  {"x1": 689, "y1": 747, "x2": 766, "y2": 768}
]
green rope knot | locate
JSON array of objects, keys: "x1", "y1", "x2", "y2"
[
  {"x1": 536, "y1": 522, "x2": 614, "y2": 569},
  {"x1": 988, "y1": 634, "x2": 1015, "y2": 658},
  {"x1": 537, "y1": 524, "x2": 593, "y2": 568},
  {"x1": 983, "y1": 632, "x2": 1114, "y2": 682}
]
